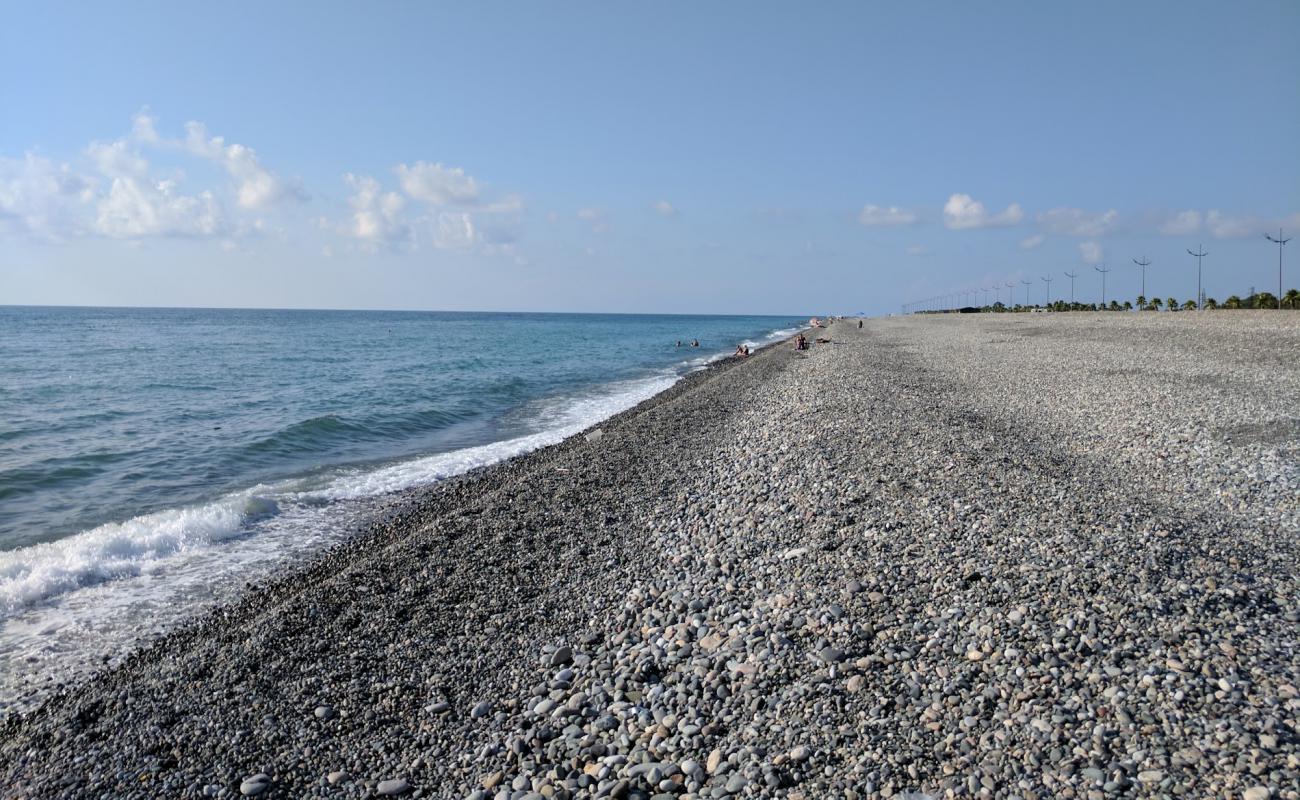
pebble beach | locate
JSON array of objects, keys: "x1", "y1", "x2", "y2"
[{"x1": 3, "y1": 312, "x2": 1297, "y2": 800}]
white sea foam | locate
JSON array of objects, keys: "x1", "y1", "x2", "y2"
[
  {"x1": 0, "y1": 372, "x2": 680, "y2": 619},
  {"x1": 305, "y1": 373, "x2": 678, "y2": 501},
  {"x1": 0, "y1": 493, "x2": 265, "y2": 610}
]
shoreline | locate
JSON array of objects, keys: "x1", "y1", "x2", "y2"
[
  {"x1": 0, "y1": 321, "x2": 804, "y2": 717},
  {"x1": 0, "y1": 330, "x2": 805, "y2": 721},
  {"x1": 3, "y1": 315, "x2": 1297, "y2": 799}
]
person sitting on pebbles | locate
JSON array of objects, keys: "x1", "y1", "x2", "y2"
[{"x1": 734, "y1": 344, "x2": 750, "y2": 358}]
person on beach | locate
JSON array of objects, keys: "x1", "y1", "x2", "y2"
[
  {"x1": 734, "y1": 344, "x2": 749, "y2": 358},
  {"x1": 794, "y1": 333, "x2": 808, "y2": 351},
  {"x1": 858, "y1": 319, "x2": 863, "y2": 328}
]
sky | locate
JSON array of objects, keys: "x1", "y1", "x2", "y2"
[{"x1": 2, "y1": 1, "x2": 1298, "y2": 315}]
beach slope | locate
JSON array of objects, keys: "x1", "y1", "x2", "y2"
[{"x1": 3, "y1": 313, "x2": 1298, "y2": 799}]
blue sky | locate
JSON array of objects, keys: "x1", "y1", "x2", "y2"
[{"x1": 2, "y1": 1, "x2": 1297, "y2": 314}]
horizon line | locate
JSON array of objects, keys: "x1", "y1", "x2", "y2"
[{"x1": 0, "y1": 302, "x2": 817, "y2": 318}]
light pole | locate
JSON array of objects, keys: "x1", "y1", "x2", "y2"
[
  {"x1": 1265, "y1": 229, "x2": 1290, "y2": 309},
  {"x1": 1064, "y1": 270, "x2": 1078, "y2": 304},
  {"x1": 1042, "y1": 274, "x2": 1053, "y2": 306},
  {"x1": 1006, "y1": 281, "x2": 1016, "y2": 309},
  {"x1": 1020, "y1": 279, "x2": 1032, "y2": 307},
  {"x1": 1095, "y1": 263, "x2": 1111, "y2": 308},
  {"x1": 1133, "y1": 256, "x2": 1151, "y2": 302},
  {"x1": 1188, "y1": 245, "x2": 1209, "y2": 310}
]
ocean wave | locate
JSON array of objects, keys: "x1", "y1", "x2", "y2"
[
  {"x1": 240, "y1": 407, "x2": 474, "y2": 459},
  {"x1": 305, "y1": 373, "x2": 678, "y2": 501},
  {"x1": 0, "y1": 368, "x2": 684, "y2": 616},
  {"x1": 0, "y1": 491, "x2": 275, "y2": 611}
]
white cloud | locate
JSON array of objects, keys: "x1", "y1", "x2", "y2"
[
  {"x1": 859, "y1": 204, "x2": 918, "y2": 226},
  {"x1": 1205, "y1": 210, "x2": 1255, "y2": 239},
  {"x1": 1078, "y1": 240, "x2": 1104, "y2": 263},
  {"x1": 1019, "y1": 234, "x2": 1046, "y2": 250},
  {"x1": 578, "y1": 207, "x2": 609, "y2": 233},
  {"x1": 1037, "y1": 207, "x2": 1118, "y2": 237},
  {"x1": 87, "y1": 139, "x2": 149, "y2": 178},
  {"x1": 396, "y1": 161, "x2": 480, "y2": 207},
  {"x1": 943, "y1": 193, "x2": 1023, "y2": 229},
  {"x1": 183, "y1": 122, "x2": 305, "y2": 210},
  {"x1": 95, "y1": 176, "x2": 224, "y2": 238},
  {"x1": 1156, "y1": 209, "x2": 1281, "y2": 239},
  {"x1": 1159, "y1": 210, "x2": 1202, "y2": 236},
  {"x1": 131, "y1": 110, "x2": 160, "y2": 144},
  {"x1": 1, "y1": 112, "x2": 302, "y2": 245},
  {"x1": 479, "y1": 194, "x2": 523, "y2": 214},
  {"x1": 652, "y1": 200, "x2": 678, "y2": 217},
  {"x1": 432, "y1": 211, "x2": 478, "y2": 250},
  {"x1": 342, "y1": 173, "x2": 410, "y2": 247},
  {"x1": 0, "y1": 153, "x2": 97, "y2": 240}
]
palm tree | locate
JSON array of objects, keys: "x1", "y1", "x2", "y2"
[
  {"x1": 1205, "y1": 297, "x2": 1219, "y2": 310},
  {"x1": 1151, "y1": 297, "x2": 1163, "y2": 311},
  {"x1": 1225, "y1": 295, "x2": 1242, "y2": 309},
  {"x1": 1181, "y1": 299, "x2": 1197, "y2": 311},
  {"x1": 1167, "y1": 296, "x2": 1178, "y2": 312},
  {"x1": 1284, "y1": 288, "x2": 1300, "y2": 309},
  {"x1": 1136, "y1": 294, "x2": 1147, "y2": 309},
  {"x1": 1255, "y1": 291, "x2": 1279, "y2": 309}
]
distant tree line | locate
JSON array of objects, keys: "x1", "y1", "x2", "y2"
[{"x1": 917, "y1": 288, "x2": 1299, "y2": 313}]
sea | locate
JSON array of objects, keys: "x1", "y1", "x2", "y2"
[{"x1": 0, "y1": 306, "x2": 801, "y2": 714}]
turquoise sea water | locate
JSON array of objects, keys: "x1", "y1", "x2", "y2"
[{"x1": 0, "y1": 306, "x2": 799, "y2": 712}]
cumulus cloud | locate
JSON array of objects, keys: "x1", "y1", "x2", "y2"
[
  {"x1": 652, "y1": 200, "x2": 678, "y2": 217},
  {"x1": 943, "y1": 193, "x2": 1024, "y2": 229},
  {"x1": 1078, "y1": 240, "x2": 1104, "y2": 263},
  {"x1": 0, "y1": 154, "x2": 97, "y2": 240},
  {"x1": 94, "y1": 176, "x2": 225, "y2": 238},
  {"x1": 2, "y1": 111, "x2": 309, "y2": 244},
  {"x1": 342, "y1": 173, "x2": 410, "y2": 248},
  {"x1": 396, "y1": 161, "x2": 480, "y2": 207},
  {"x1": 1038, "y1": 207, "x2": 1118, "y2": 237},
  {"x1": 1019, "y1": 234, "x2": 1046, "y2": 250},
  {"x1": 1159, "y1": 210, "x2": 1202, "y2": 236},
  {"x1": 183, "y1": 122, "x2": 306, "y2": 210},
  {"x1": 130, "y1": 110, "x2": 160, "y2": 144},
  {"x1": 858, "y1": 204, "x2": 918, "y2": 226},
  {"x1": 431, "y1": 211, "x2": 478, "y2": 250},
  {"x1": 87, "y1": 139, "x2": 149, "y2": 178}
]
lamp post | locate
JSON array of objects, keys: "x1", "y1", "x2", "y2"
[
  {"x1": 1188, "y1": 245, "x2": 1209, "y2": 310},
  {"x1": 1064, "y1": 270, "x2": 1078, "y2": 304},
  {"x1": 1265, "y1": 229, "x2": 1290, "y2": 309},
  {"x1": 1042, "y1": 274, "x2": 1053, "y2": 306},
  {"x1": 1133, "y1": 256, "x2": 1151, "y2": 302},
  {"x1": 1095, "y1": 263, "x2": 1111, "y2": 308}
]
